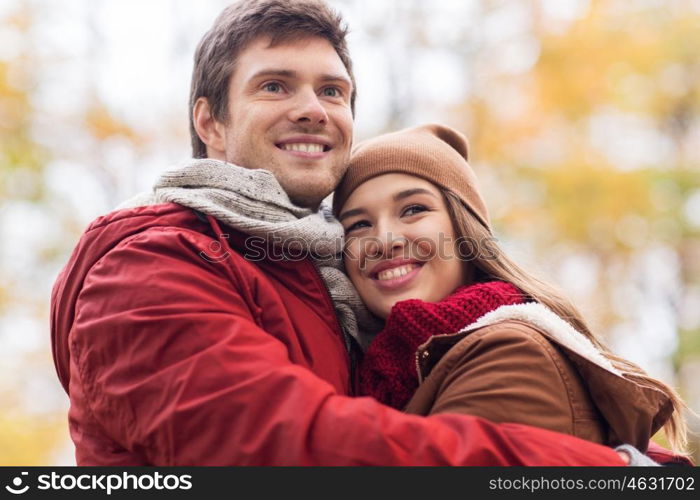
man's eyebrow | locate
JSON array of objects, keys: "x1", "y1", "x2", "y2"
[
  {"x1": 319, "y1": 73, "x2": 353, "y2": 88},
  {"x1": 338, "y1": 207, "x2": 366, "y2": 222},
  {"x1": 248, "y1": 69, "x2": 297, "y2": 81},
  {"x1": 393, "y1": 188, "x2": 438, "y2": 201},
  {"x1": 247, "y1": 70, "x2": 352, "y2": 89}
]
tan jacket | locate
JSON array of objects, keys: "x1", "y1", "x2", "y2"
[{"x1": 404, "y1": 303, "x2": 673, "y2": 451}]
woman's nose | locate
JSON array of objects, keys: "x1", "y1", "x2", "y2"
[{"x1": 369, "y1": 227, "x2": 408, "y2": 259}]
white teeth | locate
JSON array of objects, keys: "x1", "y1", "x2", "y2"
[
  {"x1": 376, "y1": 264, "x2": 418, "y2": 281},
  {"x1": 282, "y1": 143, "x2": 324, "y2": 153}
]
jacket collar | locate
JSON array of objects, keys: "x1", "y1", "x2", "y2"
[
  {"x1": 458, "y1": 302, "x2": 620, "y2": 374},
  {"x1": 416, "y1": 302, "x2": 673, "y2": 451}
]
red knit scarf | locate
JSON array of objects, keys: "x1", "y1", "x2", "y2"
[{"x1": 357, "y1": 280, "x2": 525, "y2": 409}]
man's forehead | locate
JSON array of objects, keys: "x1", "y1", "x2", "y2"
[{"x1": 236, "y1": 35, "x2": 349, "y2": 76}]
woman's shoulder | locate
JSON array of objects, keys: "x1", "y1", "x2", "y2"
[
  {"x1": 415, "y1": 317, "x2": 564, "y2": 384},
  {"x1": 412, "y1": 303, "x2": 673, "y2": 450},
  {"x1": 407, "y1": 317, "x2": 603, "y2": 439},
  {"x1": 417, "y1": 302, "x2": 620, "y2": 380}
]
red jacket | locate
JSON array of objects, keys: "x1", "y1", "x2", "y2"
[{"x1": 51, "y1": 202, "x2": 638, "y2": 465}]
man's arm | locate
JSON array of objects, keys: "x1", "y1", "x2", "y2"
[{"x1": 69, "y1": 228, "x2": 626, "y2": 465}]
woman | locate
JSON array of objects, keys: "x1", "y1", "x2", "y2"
[{"x1": 333, "y1": 123, "x2": 688, "y2": 455}]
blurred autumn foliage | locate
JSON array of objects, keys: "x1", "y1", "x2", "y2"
[
  {"x1": 461, "y1": 2, "x2": 699, "y2": 337},
  {"x1": 1, "y1": 0, "x2": 698, "y2": 464},
  {"x1": 1, "y1": 4, "x2": 60, "y2": 464},
  {"x1": 459, "y1": 0, "x2": 700, "y2": 455},
  {"x1": 0, "y1": 1, "x2": 148, "y2": 464}
]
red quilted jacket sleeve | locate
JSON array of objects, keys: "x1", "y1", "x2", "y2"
[{"x1": 68, "y1": 227, "x2": 626, "y2": 465}]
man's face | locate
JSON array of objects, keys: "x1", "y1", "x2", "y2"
[{"x1": 220, "y1": 36, "x2": 353, "y2": 209}]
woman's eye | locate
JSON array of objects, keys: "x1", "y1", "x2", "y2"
[
  {"x1": 345, "y1": 220, "x2": 370, "y2": 233},
  {"x1": 402, "y1": 204, "x2": 428, "y2": 217},
  {"x1": 262, "y1": 82, "x2": 283, "y2": 93}
]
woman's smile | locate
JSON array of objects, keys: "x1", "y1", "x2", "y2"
[{"x1": 369, "y1": 260, "x2": 424, "y2": 291}]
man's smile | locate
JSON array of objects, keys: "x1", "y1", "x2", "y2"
[{"x1": 275, "y1": 135, "x2": 333, "y2": 158}]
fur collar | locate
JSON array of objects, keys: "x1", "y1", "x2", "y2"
[{"x1": 459, "y1": 302, "x2": 622, "y2": 376}]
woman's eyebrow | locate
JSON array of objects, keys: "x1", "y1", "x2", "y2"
[
  {"x1": 338, "y1": 207, "x2": 366, "y2": 222},
  {"x1": 338, "y1": 189, "x2": 436, "y2": 222},
  {"x1": 393, "y1": 188, "x2": 438, "y2": 202}
]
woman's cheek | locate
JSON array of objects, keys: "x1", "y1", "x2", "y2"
[
  {"x1": 415, "y1": 238, "x2": 436, "y2": 261},
  {"x1": 343, "y1": 235, "x2": 361, "y2": 264},
  {"x1": 347, "y1": 242, "x2": 372, "y2": 293}
]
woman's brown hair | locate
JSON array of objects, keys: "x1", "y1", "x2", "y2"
[{"x1": 443, "y1": 189, "x2": 689, "y2": 454}]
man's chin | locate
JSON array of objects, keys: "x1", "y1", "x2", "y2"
[
  {"x1": 283, "y1": 177, "x2": 338, "y2": 209},
  {"x1": 287, "y1": 190, "x2": 327, "y2": 209}
]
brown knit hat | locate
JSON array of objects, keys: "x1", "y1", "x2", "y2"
[{"x1": 332, "y1": 123, "x2": 490, "y2": 230}]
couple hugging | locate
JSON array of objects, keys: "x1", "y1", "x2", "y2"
[{"x1": 50, "y1": 0, "x2": 691, "y2": 465}]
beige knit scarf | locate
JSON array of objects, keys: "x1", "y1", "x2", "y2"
[{"x1": 119, "y1": 158, "x2": 381, "y2": 350}]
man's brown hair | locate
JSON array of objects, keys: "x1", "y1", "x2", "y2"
[{"x1": 189, "y1": 0, "x2": 356, "y2": 158}]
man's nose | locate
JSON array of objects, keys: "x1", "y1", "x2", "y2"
[{"x1": 288, "y1": 87, "x2": 328, "y2": 126}]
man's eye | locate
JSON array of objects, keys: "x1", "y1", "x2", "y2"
[
  {"x1": 322, "y1": 87, "x2": 341, "y2": 97},
  {"x1": 345, "y1": 220, "x2": 369, "y2": 233},
  {"x1": 262, "y1": 82, "x2": 283, "y2": 93},
  {"x1": 402, "y1": 204, "x2": 428, "y2": 217}
]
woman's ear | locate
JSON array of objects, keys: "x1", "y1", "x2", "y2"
[{"x1": 192, "y1": 97, "x2": 226, "y2": 160}]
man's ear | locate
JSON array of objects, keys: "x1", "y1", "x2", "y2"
[{"x1": 192, "y1": 97, "x2": 226, "y2": 160}]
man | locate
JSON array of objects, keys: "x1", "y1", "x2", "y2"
[{"x1": 50, "y1": 0, "x2": 661, "y2": 465}]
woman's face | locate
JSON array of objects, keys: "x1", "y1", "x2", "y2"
[{"x1": 339, "y1": 173, "x2": 469, "y2": 319}]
